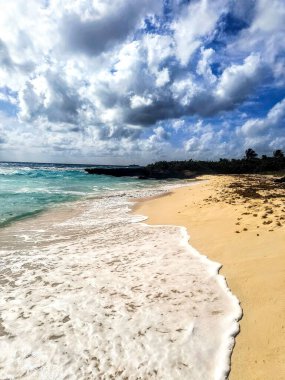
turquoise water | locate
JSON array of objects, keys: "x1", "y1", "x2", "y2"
[{"x1": 0, "y1": 162, "x2": 150, "y2": 228}]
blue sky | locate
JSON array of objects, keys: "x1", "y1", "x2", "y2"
[{"x1": 0, "y1": 0, "x2": 284, "y2": 164}]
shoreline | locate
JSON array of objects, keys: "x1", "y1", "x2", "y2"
[
  {"x1": 1, "y1": 179, "x2": 242, "y2": 379},
  {"x1": 134, "y1": 174, "x2": 285, "y2": 379},
  {"x1": 1, "y1": 174, "x2": 284, "y2": 378}
]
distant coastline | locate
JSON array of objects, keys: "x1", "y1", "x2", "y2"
[{"x1": 85, "y1": 149, "x2": 285, "y2": 179}]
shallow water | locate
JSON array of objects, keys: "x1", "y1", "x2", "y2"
[
  {"x1": 0, "y1": 170, "x2": 241, "y2": 379},
  {"x1": 0, "y1": 162, "x2": 155, "y2": 228}
]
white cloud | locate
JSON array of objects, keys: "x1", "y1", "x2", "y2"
[
  {"x1": 252, "y1": 0, "x2": 285, "y2": 33},
  {"x1": 155, "y1": 68, "x2": 170, "y2": 87},
  {"x1": 196, "y1": 48, "x2": 216, "y2": 84},
  {"x1": 0, "y1": 0, "x2": 284, "y2": 163},
  {"x1": 130, "y1": 95, "x2": 153, "y2": 109},
  {"x1": 183, "y1": 120, "x2": 237, "y2": 160},
  {"x1": 228, "y1": 0, "x2": 285, "y2": 76},
  {"x1": 240, "y1": 98, "x2": 285, "y2": 138},
  {"x1": 215, "y1": 54, "x2": 266, "y2": 107},
  {"x1": 171, "y1": 119, "x2": 185, "y2": 131},
  {"x1": 143, "y1": 34, "x2": 173, "y2": 72},
  {"x1": 172, "y1": 0, "x2": 227, "y2": 66}
]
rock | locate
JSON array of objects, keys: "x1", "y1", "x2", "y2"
[
  {"x1": 274, "y1": 176, "x2": 285, "y2": 183},
  {"x1": 85, "y1": 167, "x2": 196, "y2": 180}
]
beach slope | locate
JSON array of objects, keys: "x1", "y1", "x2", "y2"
[{"x1": 134, "y1": 175, "x2": 285, "y2": 380}]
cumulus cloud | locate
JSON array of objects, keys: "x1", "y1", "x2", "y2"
[
  {"x1": 196, "y1": 48, "x2": 216, "y2": 84},
  {"x1": 172, "y1": 0, "x2": 228, "y2": 66},
  {"x1": 61, "y1": 0, "x2": 162, "y2": 56},
  {"x1": 183, "y1": 98, "x2": 285, "y2": 160},
  {"x1": 0, "y1": 40, "x2": 14, "y2": 70},
  {"x1": 183, "y1": 120, "x2": 238, "y2": 159},
  {"x1": 239, "y1": 98, "x2": 285, "y2": 151},
  {"x1": 213, "y1": 54, "x2": 267, "y2": 111},
  {"x1": 228, "y1": 0, "x2": 285, "y2": 77},
  {"x1": 18, "y1": 70, "x2": 82, "y2": 124},
  {"x1": 0, "y1": 0, "x2": 284, "y2": 163}
]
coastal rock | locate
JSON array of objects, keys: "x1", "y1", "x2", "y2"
[
  {"x1": 274, "y1": 176, "x2": 285, "y2": 183},
  {"x1": 85, "y1": 167, "x2": 196, "y2": 180}
]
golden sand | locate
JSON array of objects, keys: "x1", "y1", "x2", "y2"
[{"x1": 134, "y1": 175, "x2": 285, "y2": 380}]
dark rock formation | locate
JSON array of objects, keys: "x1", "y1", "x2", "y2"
[
  {"x1": 85, "y1": 167, "x2": 196, "y2": 180},
  {"x1": 274, "y1": 176, "x2": 285, "y2": 183},
  {"x1": 85, "y1": 167, "x2": 147, "y2": 177}
]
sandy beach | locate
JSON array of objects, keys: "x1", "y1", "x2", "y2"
[{"x1": 134, "y1": 175, "x2": 285, "y2": 380}]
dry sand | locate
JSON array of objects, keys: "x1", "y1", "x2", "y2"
[{"x1": 134, "y1": 175, "x2": 285, "y2": 380}]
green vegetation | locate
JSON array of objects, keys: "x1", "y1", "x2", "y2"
[{"x1": 147, "y1": 149, "x2": 285, "y2": 174}]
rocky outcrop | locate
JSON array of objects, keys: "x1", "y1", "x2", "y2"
[
  {"x1": 85, "y1": 167, "x2": 147, "y2": 177},
  {"x1": 85, "y1": 167, "x2": 196, "y2": 180},
  {"x1": 274, "y1": 176, "x2": 285, "y2": 183}
]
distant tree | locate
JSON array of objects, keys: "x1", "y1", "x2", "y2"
[
  {"x1": 245, "y1": 148, "x2": 258, "y2": 160},
  {"x1": 273, "y1": 149, "x2": 284, "y2": 159},
  {"x1": 219, "y1": 158, "x2": 229, "y2": 162},
  {"x1": 261, "y1": 154, "x2": 268, "y2": 160}
]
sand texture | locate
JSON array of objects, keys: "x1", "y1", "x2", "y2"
[{"x1": 134, "y1": 175, "x2": 285, "y2": 380}]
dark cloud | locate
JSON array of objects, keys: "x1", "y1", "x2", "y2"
[
  {"x1": 45, "y1": 76, "x2": 81, "y2": 124},
  {"x1": 122, "y1": 56, "x2": 268, "y2": 126},
  {"x1": 61, "y1": 1, "x2": 160, "y2": 56},
  {"x1": 19, "y1": 72, "x2": 83, "y2": 125},
  {"x1": 94, "y1": 123, "x2": 142, "y2": 140},
  {"x1": 230, "y1": 0, "x2": 257, "y2": 25},
  {"x1": 125, "y1": 98, "x2": 182, "y2": 126},
  {"x1": 0, "y1": 40, "x2": 14, "y2": 70},
  {"x1": 0, "y1": 39, "x2": 34, "y2": 74}
]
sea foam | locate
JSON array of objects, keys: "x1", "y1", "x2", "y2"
[{"x1": 0, "y1": 184, "x2": 241, "y2": 379}]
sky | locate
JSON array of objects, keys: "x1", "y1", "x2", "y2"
[{"x1": 0, "y1": 0, "x2": 284, "y2": 165}]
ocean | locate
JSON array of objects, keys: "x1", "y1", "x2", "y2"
[
  {"x1": 0, "y1": 162, "x2": 156, "y2": 228},
  {"x1": 0, "y1": 162, "x2": 241, "y2": 379}
]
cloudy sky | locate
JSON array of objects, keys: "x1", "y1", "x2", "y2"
[{"x1": 0, "y1": 0, "x2": 284, "y2": 164}]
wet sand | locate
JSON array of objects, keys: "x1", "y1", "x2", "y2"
[{"x1": 134, "y1": 174, "x2": 285, "y2": 380}]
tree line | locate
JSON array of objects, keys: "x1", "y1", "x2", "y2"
[{"x1": 147, "y1": 149, "x2": 285, "y2": 174}]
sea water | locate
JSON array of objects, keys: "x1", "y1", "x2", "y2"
[
  {"x1": 0, "y1": 162, "x2": 154, "y2": 228},
  {"x1": 0, "y1": 162, "x2": 241, "y2": 379}
]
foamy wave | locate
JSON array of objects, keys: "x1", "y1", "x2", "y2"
[
  {"x1": 0, "y1": 167, "x2": 32, "y2": 175},
  {"x1": 0, "y1": 183, "x2": 241, "y2": 379}
]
